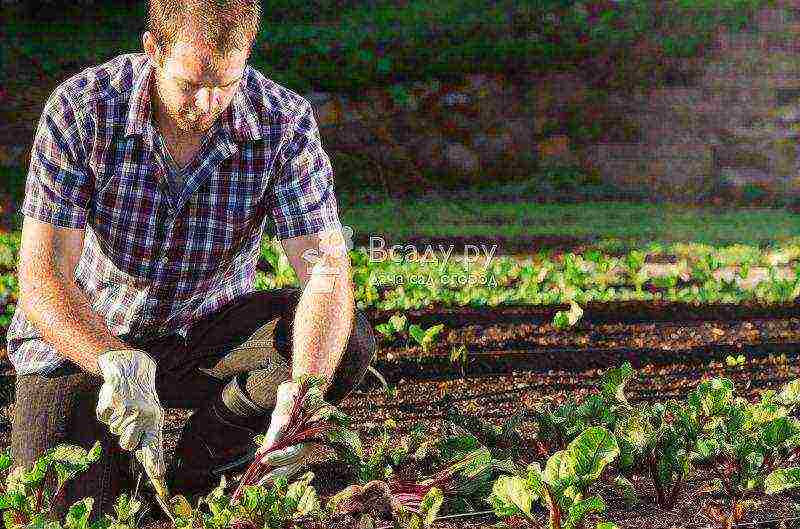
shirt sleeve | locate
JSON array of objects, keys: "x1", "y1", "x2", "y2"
[
  {"x1": 266, "y1": 101, "x2": 343, "y2": 241},
  {"x1": 20, "y1": 86, "x2": 93, "y2": 229}
]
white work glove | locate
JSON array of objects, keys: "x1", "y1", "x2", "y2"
[
  {"x1": 96, "y1": 349, "x2": 166, "y2": 485},
  {"x1": 256, "y1": 380, "x2": 319, "y2": 486}
]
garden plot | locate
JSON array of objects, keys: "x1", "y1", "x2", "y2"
[
  {"x1": 368, "y1": 305, "x2": 800, "y2": 377},
  {"x1": 1, "y1": 308, "x2": 800, "y2": 529},
  {"x1": 3, "y1": 239, "x2": 800, "y2": 528},
  {"x1": 143, "y1": 357, "x2": 800, "y2": 529}
]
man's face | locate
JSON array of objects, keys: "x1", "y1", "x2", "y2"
[{"x1": 144, "y1": 31, "x2": 248, "y2": 136}]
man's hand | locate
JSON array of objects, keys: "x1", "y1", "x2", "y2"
[
  {"x1": 256, "y1": 381, "x2": 318, "y2": 483},
  {"x1": 95, "y1": 349, "x2": 165, "y2": 484}
]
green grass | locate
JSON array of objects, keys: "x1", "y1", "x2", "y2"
[
  {"x1": 338, "y1": 197, "x2": 800, "y2": 248},
  {"x1": 5, "y1": 164, "x2": 799, "y2": 248},
  {"x1": 5, "y1": 193, "x2": 799, "y2": 249}
]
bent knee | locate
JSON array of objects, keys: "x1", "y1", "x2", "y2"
[{"x1": 351, "y1": 309, "x2": 377, "y2": 358}]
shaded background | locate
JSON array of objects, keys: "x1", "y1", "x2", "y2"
[{"x1": 7, "y1": 0, "x2": 800, "y2": 213}]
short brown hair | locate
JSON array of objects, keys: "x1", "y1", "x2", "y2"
[{"x1": 147, "y1": 0, "x2": 261, "y2": 63}]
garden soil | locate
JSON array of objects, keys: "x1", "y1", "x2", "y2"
[{"x1": 0, "y1": 313, "x2": 799, "y2": 528}]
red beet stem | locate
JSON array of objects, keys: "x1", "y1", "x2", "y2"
[{"x1": 231, "y1": 380, "x2": 330, "y2": 502}]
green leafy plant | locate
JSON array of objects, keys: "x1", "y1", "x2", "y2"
[
  {"x1": 0, "y1": 442, "x2": 150, "y2": 529},
  {"x1": 408, "y1": 323, "x2": 445, "y2": 353},
  {"x1": 105, "y1": 492, "x2": 145, "y2": 529},
  {"x1": 531, "y1": 402, "x2": 590, "y2": 455},
  {"x1": 724, "y1": 355, "x2": 746, "y2": 368},
  {"x1": 402, "y1": 427, "x2": 485, "y2": 477},
  {"x1": 326, "y1": 480, "x2": 443, "y2": 529},
  {"x1": 0, "y1": 442, "x2": 103, "y2": 529},
  {"x1": 329, "y1": 445, "x2": 502, "y2": 528},
  {"x1": 443, "y1": 407, "x2": 525, "y2": 461},
  {"x1": 686, "y1": 378, "x2": 800, "y2": 528},
  {"x1": 531, "y1": 363, "x2": 633, "y2": 455},
  {"x1": 651, "y1": 272, "x2": 679, "y2": 295},
  {"x1": 552, "y1": 301, "x2": 584, "y2": 330},
  {"x1": 171, "y1": 472, "x2": 322, "y2": 529},
  {"x1": 691, "y1": 253, "x2": 722, "y2": 284},
  {"x1": 599, "y1": 362, "x2": 635, "y2": 410},
  {"x1": 258, "y1": 239, "x2": 298, "y2": 288},
  {"x1": 562, "y1": 254, "x2": 591, "y2": 291},
  {"x1": 753, "y1": 266, "x2": 800, "y2": 304},
  {"x1": 376, "y1": 313, "x2": 408, "y2": 341},
  {"x1": 449, "y1": 344, "x2": 468, "y2": 377},
  {"x1": 571, "y1": 362, "x2": 694, "y2": 511},
  {"x1": 625, "y1": 250, "x2": 648, "y2": 293},
  {"x1": 614, "y1": 400, "x2": 696, "y2": 509},
  {"x1": 489, "y1": 427, "x2": 620, "y2": 529},
  {"x1": 389, "y1": 447, "x2": 499, "y2": 513},
  {"x1": 354, "y1": 420, "x2": 428, "y2": 485},
  {"x1": 392, "y1": 487, "x2": 443, "y2": 529},
  {"x1": 356, "y1": 422, "x2": 398, "y2": 485}
]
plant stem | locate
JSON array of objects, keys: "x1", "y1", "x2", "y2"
[
  {"x1": 667, "y1": 473, "x2": 683, "y2": 509},
  {"x1": 34, "y1": 484, "x2": 44, "y2": 514},
  {"x1": 542, "y1": 483, "x2": 562, "y2": 529},
  {"x1": 52, "y1": 486, "x2": 66, "y2": 515},
  {"x1": 710, "y1": 462, "x2": 735, "y2": 498},
  {"x1": 648, "y1": 453, "x2": 666, "y2": 508},
  {"x1": 729, "y1": 497, "x2": 744, "y2": 529}
]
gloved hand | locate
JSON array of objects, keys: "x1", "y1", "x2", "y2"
[
  {"x1": 256, "y1": 380, "x2": 318, "y2": 485},
  {"x1": 95, "y1": 349, "x2": 166, "y2": 487}
]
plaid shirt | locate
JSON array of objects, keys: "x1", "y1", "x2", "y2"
[{"x1": 7, "y1": 52, "x2": 342, "y2": 375}]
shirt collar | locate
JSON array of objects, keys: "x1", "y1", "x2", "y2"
[{"x1": 123, "y1": 54, "x2": 263, "y2": 144}]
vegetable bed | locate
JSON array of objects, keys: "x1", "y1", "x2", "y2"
[
  {"x1": 0, "y1": 308, "x2": 799, "y2": 529},
  {"x1": 3, "y1": 235, "x2": 800, "y2": 528},
  {"x1": 335, "y1": 356, "x2": 800, "y2": 529}
]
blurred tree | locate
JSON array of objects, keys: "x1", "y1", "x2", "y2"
[{"x1": 7, "y1": 0, "x2": 141, "y2": 20}]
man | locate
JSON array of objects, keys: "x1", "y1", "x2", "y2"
[{"x1": 6, "y1": 0, "x2": 377, "y2": 520}]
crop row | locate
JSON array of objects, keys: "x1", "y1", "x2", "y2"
[
  {"x1": 257, "y1": 238, "x2": 800, "y2": 318},
  {"x1": 2, "y1": 365, "x2": 800, "y2": 529},
  {"x1": 3, "y1": 235, "x2": 800, "y2": 338}
]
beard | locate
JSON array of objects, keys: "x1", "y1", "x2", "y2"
[
  {"x1": 176, "y1": 106, "x2": 214, "y2": 134},
  {"x1": 152, "y1": 74, "x2": 215, "y2": 137},
  {"x1": 181, "y1": 111, "x2": 211, "y2": 132}
]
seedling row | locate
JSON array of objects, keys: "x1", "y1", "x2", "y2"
[{"x1": 3, "y1": 363, "x2": 800, "y2": 529}]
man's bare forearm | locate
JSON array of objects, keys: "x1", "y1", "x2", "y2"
[
  {"x1": 290, "y1": 245, "x2": 355, "y2": 391},
  {"x1": 19, "y1": 269, "x2": 130, "y2": 377}
]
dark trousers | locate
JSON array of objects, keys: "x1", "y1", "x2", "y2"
[{"x1": 10, "y1": 288, "x2": 377, "y2": 521}]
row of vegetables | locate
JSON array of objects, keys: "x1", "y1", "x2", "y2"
[
  {"x1": 3, "y1": 234, "x2": 800, "y2": 336},
  {"x1": 2, "y1": 364, "x2": 800, "y2": 529},
  {"x1": 256, "y1": 237, "x2": 800, "y2": 312}
]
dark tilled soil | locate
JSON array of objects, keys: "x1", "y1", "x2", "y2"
[
  {"x1": 1, "y1": 315, "x2": 800, "y2": 528},
  {"x1": 334, "y1": 352, "x2": 800, "y2": 529},
  {"x1": 372, "y1": 313, "x2": 800, "y2": 379}
]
